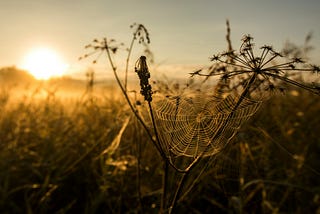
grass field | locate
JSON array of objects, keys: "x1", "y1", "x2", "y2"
[
  {"x1": 0, "y1": 74, "x2": 319, "y2": 213},
  {"x1": 1, "y1": 22, "x2": 320, "y2": 213}
]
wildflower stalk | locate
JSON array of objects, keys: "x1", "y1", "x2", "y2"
[
  {"x1": 134, "y1": 56, "x2": 205, "y2": 171},
  {"x1": 161, "y1": 160, "x2": 169, "y2": 213},
  {"x1": 145, "y1": 86, "x2": 170, "y2": 213},
  {"x1": 124, "y1": 38, "x2": 135, "y2": 92},
  {"x1": 175, "y1": 21, "x2": 236, "y2": 204},
  {"x1": 79, "y1": 24, "x2": 154, "y2": 147},
  {"x1": 135, "y1": 56, "x2": 207, "y2": 213},
  {"x1": 133, "y1": 117, "x2": 143, "y2": 212},
  {"x1": 168, "y1": 72, "x2": 258, "y2": 214},
  {"x1": 101, "y1": 39, "x2": 158, "y2": 151},
  {"x1": 135, "y1": 56, "x2": 173, "y2": 213},
  {"x1": 80, "y1": 26, "x2": 160, "y2": 212},
  {"x1": 165, "y1": 78, "x2": 260, "y2": 213},
  {"x1": 148, "y1": 102, "x2": 167, "y2": 160},
  {"x1": 168, "y1": 171, "x2": 189, "y2": 213},
  {"x1": 177, "y1": 156, "x2": 215, "y2": 203},
  {"x1": 125, "y1": 23, "x2": 151, "y2": 92}
]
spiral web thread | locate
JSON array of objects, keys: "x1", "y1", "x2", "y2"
[{"x1": 152, "y1": 90, "x2": 261, "y2": 157}]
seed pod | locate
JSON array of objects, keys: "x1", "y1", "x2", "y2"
[{"x1": 135, "y1": 56, "x2": 153, "y2": 102}]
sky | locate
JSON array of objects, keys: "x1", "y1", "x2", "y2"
[{"x1": 1, "y1": 0, "x2": 320, "y2": 79}]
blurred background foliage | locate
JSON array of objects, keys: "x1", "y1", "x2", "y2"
[{"x1": 0, "y1": 33, "x2": 319, "y2": 213}]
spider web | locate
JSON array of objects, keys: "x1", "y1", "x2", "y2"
[{"x1": 152, "y1": 90, "x2": 261, "y2": 157}]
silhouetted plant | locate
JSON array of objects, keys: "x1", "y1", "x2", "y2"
[
  {"x1": 80, "y1": 22, "x2": 320, "y2": 214},
  {"x1": 282, "y1": 32, "x2": 314, "y2": 59},
  {"x1": 85, "y1": 68, "x2": 95, "y2": 94},
  {"x1": 79, "y1": 25, "x2": 153, "y2": 137},
  {"x1": 191, "y1": 34, "x2": 320, "y2": 96}
]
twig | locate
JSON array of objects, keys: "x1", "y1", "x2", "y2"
[{"x1": 124, "y1": 35, "x2": 135, "y2": 92}]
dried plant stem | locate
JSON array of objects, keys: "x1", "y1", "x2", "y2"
[
  {"x1": 160, "y1": 161, "x2": 169, "y2": 213},
  {"x1": 178, "y1": 156, "x2": 216, "y2": 203},
  {"x1": 169, "y1": 158, "x2": 211, "y2": 213},
  {"x1": 124, "y1": 37, "x2": 135, "y2": 92},
  {"x1": 134, "y1": 117, "x2": 143, "y2": 212},
  {"x1": 169, "y1": 73, "x2": 258, "y2": 213},
  {"x1": 168, "y1": 169, "x2": 192, "y2": 214},
  {"x1": 147, "y1": 99, "x2": 201, "y2": 213},
  {"x1": 104, "y1": 48, "x2": 172, "y2": 212},
  {"x1": 147, "y1": 101, "x2": 172, "y2": 213},
  {"x1": 147, "y1": 99, "x2": 201, "y2": 173},
  {"x1": 226, "y1": 20, "x2": 233, "y2": 55},
  {"x1": 103, "y1": 40, "x2": 172, "y2": 212},
  {"x1": 147, "y1": 101, "x2": 168, "y2": 159},
  {"x1": 103, "y1": 39, "x2": 157, "y2": 150},
  {"x1": 169, "y1": 23, "x2": 239, "y2": 194},
  {"x1": 239, "y1": 142, "x2": 245, "y2": 214},
  {"x1": 234, "y1": 72, "x2": 257, "y2": 110}
]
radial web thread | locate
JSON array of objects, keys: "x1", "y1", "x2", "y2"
[{"x1": 152, "y1": 91, "x2": 261, "y2": 157}]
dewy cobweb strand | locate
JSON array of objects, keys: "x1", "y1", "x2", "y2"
[{"x1": 152, "y1": 90, "x2": 261, "y2": 157}]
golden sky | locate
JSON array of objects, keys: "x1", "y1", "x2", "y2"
[{"x1": 1, "y1": 0, "x2": 320, "y2": 79}]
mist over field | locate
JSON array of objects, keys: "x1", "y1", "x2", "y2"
[
  {"x1": 1, "y1": 44, "x2": 319, "y2": 213},
  {"x1": 1, "y1": 0, "x2": 320, "y2": 212}
]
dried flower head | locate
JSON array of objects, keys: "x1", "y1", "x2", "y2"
[
  {"x1": 130, "y1": 23, "x2": 150, "y2": 44},
  {"x1": 196, "y1": 35, "x2": 320, "y2": 95},
  {"x1": 135, "y1": 56, "x2": 153, "y2": 102},
  {"x1": 130, "y1": 23, "x2": 154, "y2": 63},
  {"x1": 79, "y1": 38, "x2": 124, "y2": 64}
]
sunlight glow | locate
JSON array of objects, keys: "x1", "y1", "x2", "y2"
[{"x1": 21, "y1": 48, "x2": 68, "y2": 80}]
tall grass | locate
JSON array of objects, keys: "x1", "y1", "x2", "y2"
[
  {"x1": 0, "y1": 21, "x2": 319, "y2": 213},
  {"x1": 80, "y1": 21, "x2": 319, "y2": 213},
  {"x1": 0, "y1": 85, "x2": 319, "y2": 213}
]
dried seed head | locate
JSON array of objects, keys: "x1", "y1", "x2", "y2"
[
  {"x1": 310, "y1": 64, "x2": 320, "y2": 73},
  {"x1": 131, "y1": 23, "x2": 150, "y2": 44},
  {"x1": 135, "y1": 56, "x2": 153, "y2": 102},
  {"x1": 242, "y1": 34, "x2": 253, "y2": 43},
  {"x1": 292, "y1": 57, "x2": 304, "y2": 63},
  {"x1": 210, "y1": 54, "x2": 221, "y2": 61},
  {"x1": 261, "y1": 45, "x2": 273, "y2": 51},
  {"x1": 193, "y1": 33, "x2": 320, "y2": 96}
]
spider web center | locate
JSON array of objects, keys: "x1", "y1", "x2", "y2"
[{"x1": 195, "y1": 110, "x2": 209, "y2": 123}]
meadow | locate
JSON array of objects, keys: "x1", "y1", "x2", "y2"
[{"x1": 0, "y1": 23, "x2": 320, "y2": 213}]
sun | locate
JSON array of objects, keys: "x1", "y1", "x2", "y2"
[{"x1": 20, "y1": 47, "x2": 68, "y2": 80}]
